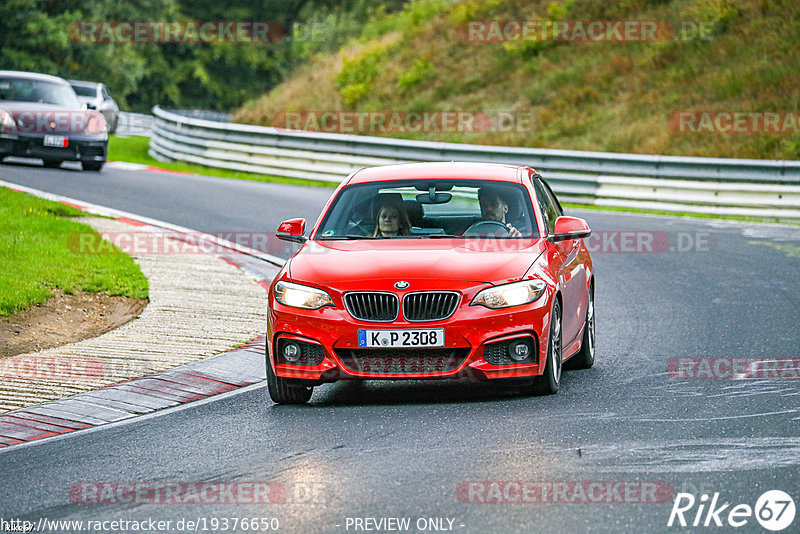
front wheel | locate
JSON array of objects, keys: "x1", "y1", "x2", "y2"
[
  {"x1": 569, "y1": 287, "x2": 595, "y2": 370},
  {"x1": 521, "y1": 298, "x2": 562, "y2": 396},
  {"x1": 266, "y1": 357, "x2": 313, "y2": 404}
]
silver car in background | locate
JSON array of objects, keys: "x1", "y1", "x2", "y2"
[{"x1": 69, "y1": 80, "x2": 120, "y2": 134}]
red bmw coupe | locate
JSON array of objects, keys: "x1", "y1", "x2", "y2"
[{"x1": 267, "y1": 162, "x2": 595, "y2": 404}]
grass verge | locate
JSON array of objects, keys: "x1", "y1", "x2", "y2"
[
  {"x1": 0, "y1": 187, "x2": 149, "y2": 316},
  {"x1": 108, "y1": 135, "x2": 338, "y2": 189}
]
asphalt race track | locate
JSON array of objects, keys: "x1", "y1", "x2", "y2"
[{"x1": 1, "y1": 161, "x2": 799, "y2": 533}]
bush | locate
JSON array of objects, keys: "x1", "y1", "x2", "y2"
[
  {"x1": 336, "y1": 43, "x2": 390, "y2": 107},
  {"x1": 397, "y1": 58, "x2": 436, "y2": 92}
]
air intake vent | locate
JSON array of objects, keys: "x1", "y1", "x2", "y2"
[
  {"x1": 482, "y1": 336, "x2": 538, "y2": 365},
  {"x1": 403, "y1": 292, "x2": 459, "y2": 321},
  {"x1": 335, "y1": 348, "x2": 469, "y2": 374},
  {"x1": 344, "y1": 292, "x2": 399, "y2": 322}
]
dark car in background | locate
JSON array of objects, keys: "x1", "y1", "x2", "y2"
[
  {"x1": 0, "y1": 71, "x2": 108, "y2": 171},
  {"x1": 69, "y1": 80, "x2": 120, "y2": 134}
]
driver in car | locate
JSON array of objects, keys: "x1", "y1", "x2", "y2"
[
  {"x1": 372, "y1": 200, "x2": 411, "y2": 237},
  {"x1": 478, "y1": 188, "x2": 522, "y2": 237}
]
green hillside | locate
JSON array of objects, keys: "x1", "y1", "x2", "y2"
[{"x1": 234, "y1": 0, "x2": 800, "y2": 160}]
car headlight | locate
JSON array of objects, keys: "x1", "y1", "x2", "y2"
[
  {"x1": 0, "y1": 109, "x2": 16, "y2": 132},
  {"x1": 275, "y1": 281, "x2": 334, "y2": 310},
  {"x1": 471, "y1": 279, "x2": 547, "y2": 309},
  {"x1": 85, "y1": 113, "x2": 107, "y2": 133}
]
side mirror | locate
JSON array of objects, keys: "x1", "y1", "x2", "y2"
[
  {"x1": 550, "y1": 216, "x2": 591, "y2": 242},
  {"x1": 277, "y1": 218, "x2": 307, "y2": 243}
]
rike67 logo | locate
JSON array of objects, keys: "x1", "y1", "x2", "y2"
[{"x1": 668, "y1": 490, "x2": 795, "y2": 531}]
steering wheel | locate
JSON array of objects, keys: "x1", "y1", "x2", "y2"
[{"x1": 463, "y1": 220, "x2": 511, "y2": 237}]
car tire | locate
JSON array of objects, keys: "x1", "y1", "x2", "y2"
[
  {"x1": 42, "y1": 159, "x2": 62, "y2": 168},
  {"x1": 82, "y1": 161, "x2": 104, "y2": 172},
  {"x1": 568, "y1": 286, "x2": 595, "y2": 370},
  {"x1": 266, "y1": 356, "x2": 313, "y2": 405},
  {"x1": 521, "y1": 298, "x2": 562, "y2": 396}
]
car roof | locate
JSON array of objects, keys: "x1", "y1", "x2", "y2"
[
  {"x1": 345, "y1": 162, "x2": 526, "y2": 185},
  {"x1": 0, "y1": 70, "x2": 71, "y2": 86}
]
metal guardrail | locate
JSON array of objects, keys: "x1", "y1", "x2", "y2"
[
  {"x1": 166, "y1": 109, "x2": 233, "y2": 123},
  {"x1": 150, "y1": 106, "x2": 800, "y2": 219},
  {"x1": 120, "y1": 110, "x2": 230, "y2": 137}
]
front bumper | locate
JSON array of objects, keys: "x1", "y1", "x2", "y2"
[
  {"x1": 267, "y1": 281, "x2": 554, "y2": 382},
  {"x1": 0, "y1": 132, "x2": 108, "y2": 163}
]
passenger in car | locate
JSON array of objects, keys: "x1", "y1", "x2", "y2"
[
  {"x1": 477, "y1": 188, "x2": 522, "y2": 237},
  {"x1": 372, "y1": 200, "x2": 411, "y2": 237}
]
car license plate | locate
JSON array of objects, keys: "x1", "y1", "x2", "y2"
[
  {"x1": 358, "y1": 328, "x2": 445, "y2": 348},
  {"x1": 43, "y1": 135, "x2": 67, "y2": 148}
]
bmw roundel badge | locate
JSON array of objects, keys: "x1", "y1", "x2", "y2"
[{"x1": 394, "y1": 281, "x2": 410, "y2": 289}]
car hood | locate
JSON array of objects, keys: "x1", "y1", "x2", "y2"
[
  {"x1": 288, "y1": 238, "x2": 547, "y2": 286},
  {"x1": 0, "y1": 101, "x2": 82, "y2": 112}
]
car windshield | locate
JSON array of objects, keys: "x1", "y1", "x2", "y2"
[
  {"x1": 316, "y1": 179, "x2": 539, "y2": 239},
  {"x1": 71, "y1": 84, "x2": 97, "y2": 97},
  {"x1": 0, "y1": 77, "x2": 81, "y2": 107}
]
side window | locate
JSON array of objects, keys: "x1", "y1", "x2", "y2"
[
  {"x1": 533, "y1": 179, "x2": 558, "y2": 235},
  {"x1": 540, "y1": 178, "x2": 563, "y2": 218},
  {"x1": 101, "y1": 86, "x2": 110, "y2": 100}
]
